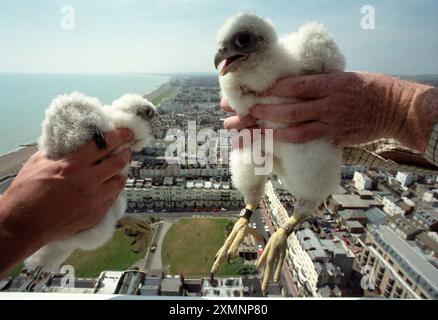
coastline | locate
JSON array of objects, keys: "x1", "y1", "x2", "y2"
[
  {"x1": 0, "y1": 80, "x2": 172, "y2": 182},
  {"x1": 0, "y1": 144, "x2": 37, "y2": 181}
]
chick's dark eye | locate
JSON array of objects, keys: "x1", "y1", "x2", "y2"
[{"x1": 235, "y1": 33, "x2": 252, "y2": 48}]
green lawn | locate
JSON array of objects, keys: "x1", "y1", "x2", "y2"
[
  {"x1": 63, "y1": 229, "x2": 148, "y2": 278},
  {"x1": 162, "y1": 218, "x2": 240, "y2": 276},
  {"x1": 152, "y1": 85, "x2": 178, "y2": 106}
]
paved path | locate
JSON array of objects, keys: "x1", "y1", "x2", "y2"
[{"x1": 144, "y1": 220, "x2": 173, "y2": 273}]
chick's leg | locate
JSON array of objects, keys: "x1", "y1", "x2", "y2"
[
  {"x1": 257, "y1": 199, "x2": 316, "y2": 295},
  {"x1": 211, "y1": 147, "x2": 267, "y2": 275}
]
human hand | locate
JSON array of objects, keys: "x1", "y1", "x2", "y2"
[
  {"x1": 222, "y1": 72, "x2": 433, "y2": 152},
  {"x1": 0, "y1": 128, "x2": 134, "y2": 261}
]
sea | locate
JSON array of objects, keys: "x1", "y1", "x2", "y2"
[
  {"x1": 0, "y1": 73, "x2": 437, "y2": 157},
  {"x1": 0, "y1": 73, "x2": 170, "y2": 156}
]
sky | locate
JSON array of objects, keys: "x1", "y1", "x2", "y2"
[{"x1": 0, "y1": 0, "x2": 437, "y2": 74}]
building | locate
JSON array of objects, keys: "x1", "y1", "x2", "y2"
[
  {"x1": 387, "y1": 215, "x2": 423, "y2": 240},
  {"x1": 183, "y1": 278, "x2": 203, "y2": 297},
  {"x1": 345, "y1": 221, "x2": 365, "y2": 234},
  {"x1": 357, "y1": 226, "x2": 438, "y2": 299},
  {"x1": 125, "y1": 177, "x2": 244, "y2": 210},
  {"x1": 116, "y1": 271, "x2": 145, "y2": 295},
  {"x1": 94, "y1": 271, "x2": 124, "y2": 294},
  {"x1": 288, "y1": 228, "x2": 355, "y2": 297},
  {"x1": 264, "y1": 179, "x2": 293, "y2": 229},
  {"x1": 382, "y1": 196, "x2": 414, "y2": 216},
  {"x1": 415, "y1": 232, "x2": 438, "y2": 258},
  {"x1": 395, "y1": 172, "x2": 415, "y2": 188},
  {"x1": 364, "y1": 207, "x2": 388, "y2": 227},
  {"x1": 201, "y1": 277, "x2": 245, "y2": 297},
  {"x1": 160, "y1": 277, "x2": 183, "y2": 296},
  {"x1": 412, "y1": 209, "x2": 438, "y2": 231},
  {"x1": 329, "y1": 194, "x2": 383, "y2": 213},
  {"x1": 337, "y1": 209, "x2": 368, "y2": 226},
  {"x1": 238, "y1": 235, "x2": 258, "y2": 265},
  {"x1": 139, "y1": 276, "x2": 161, "y2": 296},
  {"x1": 44, "y1": 275, "x2": 96, "y2": 294},
  {"x1": 353, "y1": 172, "x2": 373, "y2": 190}
]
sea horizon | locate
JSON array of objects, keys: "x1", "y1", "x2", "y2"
[
  {"x1": 0, "y1": 73, "x2": 170, "y2": 156},
  {"x1": 1, "y1": 72, "x2": 437, "y2": 157}
]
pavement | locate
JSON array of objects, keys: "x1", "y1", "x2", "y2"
[{"x1": 143, "y1": 220, "x2": 173, "y2": 274}]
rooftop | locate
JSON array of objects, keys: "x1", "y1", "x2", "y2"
[{"x1": 373, "y1": 226, "x2": 438, "y2": 297}]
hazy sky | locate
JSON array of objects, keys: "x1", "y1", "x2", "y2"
[{"x1": 0, "y1": 0, "x2": 437, "y2": 74}]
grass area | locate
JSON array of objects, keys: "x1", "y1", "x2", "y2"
[
  {"x1": 162, "y1": 218, "x2": 240, "y2": 276},
  {"x1": 63, "y1": 229, "x2": 150, "y2": 278},
  {"x1": 152, "y1": 84, "x2": 178, "y2": 106},
  {"x1": 7, "y1": 263, "x2": 24, "y2": 277}
]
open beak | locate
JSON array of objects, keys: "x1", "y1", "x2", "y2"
[{"x1": 214, "y1": 47, "x2": 248, "y2": 76}]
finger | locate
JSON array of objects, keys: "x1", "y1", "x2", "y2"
[
  {"x1": 227, "y1": 228, "x2": 247, "y2": 260},
  {"x1": 220, "y1": 97, "x2": 234, "y2": 112},
  {"x1": 66, "y1": 128, "x2": 134, "y2": 165},
  {"x1": 100, "y1": 174, "x2": 128, "y2": 200},
  {"x1": 250, "y1": 98, "x2": 329, "y2": 123},
  {"x1": 94, "y1": 147, "x2": 131, "y2": 183},
  {"x1": 273, "y1": 121, "x2": 330, "y2": 144},
  {"x1": 262, "y1": 244, "x2": 277, "y2": 293},
  {"x1": 223, "y1": 114, "x2": 258, "y2": 131},
  {"x1": 273, "y1": 243, "x2": 286, "y2": 282},
  {"x1": 262, "y1": 74, "x2": 332, "y2": 99},
  {"x1": 256, "y1": 238, "x2": 272, "y2": 269}
]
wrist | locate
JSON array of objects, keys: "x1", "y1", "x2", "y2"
[
  {"x1": 0, "y1": 195, "x2": 46, "y2": 269},
  {"x1": 406, "y1": 86, "x2": 438, "y2": 153},
  {"x1": 382, "y1": 75, "x2": 436, "y2": 152}
]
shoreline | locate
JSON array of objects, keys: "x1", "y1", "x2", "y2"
[
  {"x1": 0, "y1": 79, "x2": 172, "y2": 181},
  {"x1": 0, "y1": 144, "x2": 38, "y2": 181}
]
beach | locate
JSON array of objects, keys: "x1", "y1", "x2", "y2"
[{"x1": 0, "y1": 144, "x2": 37, "y2": 181}]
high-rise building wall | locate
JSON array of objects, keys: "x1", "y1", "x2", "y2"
[{"x1": 357, "y1": 226, "x2": 438, "y2": 299}]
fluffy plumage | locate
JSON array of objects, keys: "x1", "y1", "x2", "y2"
[
  {"x1": 216, "y1": 13, "x2": 345, "y2": 211},
  {"x1": 24, "y1": 92, "x2": 157, "y2": 272},
  {"x1": 211, "y1": 13, "x2": 346, "y2": 291}
]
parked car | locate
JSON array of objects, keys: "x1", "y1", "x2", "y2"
[
  {"x1": 264, "y1": 226, "x2": 270, "y2": 233},
  {"x1": 252, "y1": 222, "x2": 257, "y2": 228}
]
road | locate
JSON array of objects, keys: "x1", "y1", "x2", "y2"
[
  {"x1": 145, "y1": 221, "x2": 173, "y2": 273},
  {"x1": 133, "y1": 208, "x2": 299, "y2": 296}
]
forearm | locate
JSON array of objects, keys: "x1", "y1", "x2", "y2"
[
  {"x1": 383, "y1": 75, "x2": 438, "y2": 153},
  {"x1": 0, "y1": 197, "x2": 45, "y2": 277}
]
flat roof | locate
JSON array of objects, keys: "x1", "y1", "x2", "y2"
[
  {"x1": 332, "y1": 194, "x2": 381, "y2": 208},
  {"x1": 376, "y1": 226, "x2": 438, "y2": 295}
]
